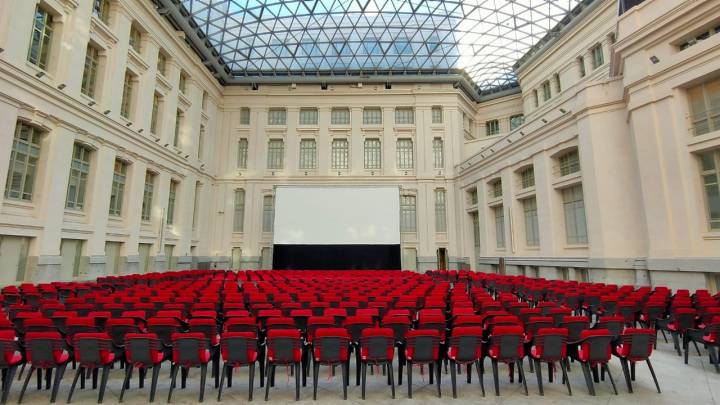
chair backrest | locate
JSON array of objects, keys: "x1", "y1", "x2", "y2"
[
  {"x1": 560, "y1": 316, "x2": 590, "y2": 342},
  {"x1": 147, "y1": 317, "x2": 183, "y2": 346},
  {"x1": 578, "y1": 329, "x2": 613, "y2": 364},
  {"x1": 359, "y1": 328, "x2": 394, "y2": 362},
  {"x1": 595, "y1": 315, "x2": 624, "y2": 339},
  {"x1": 381, "y1": 315, "x2": 411, "y2": 341},
  {"x1": 617, "y1": 328, "x2": 656, "y2": 361},
  {"x1": 672, "y1": 308, "x2": 697, "y2": 332},
  {"x1": 405, "y1": 329, "x2": 440, "y2": 363},
  {"x1": 224, "y1": 317, "x2": 259, "y2": 335},
  {"x1": 448, "y1": 326, "x2": 483, "y2": 362},
  {"x1": 188, "y1": 318, "x2": 219, "y2": 346},
  {"x1": 171, "y1": 332, "x2": 210, "y2": 366},
  {"x1": 266, "y1": 329, "x2": 302, "y2": 364},
  {"x1": 532, "y1": 328, "x2": 568, "y2": 361},
  {"x1": 525, "y1": 316, "x2": 554, "y2": 341},
  {"x1": 220, "y1": 332, "x2": 258, "y2": 365},
  {"x1": 0, "y1": 331, "x2": 19, "y2": 367},
  {"x1": 125, "y1": 333, "x2": 163, "y2": 367},
  {"x1": 489, "y1": 325, "x2": 524, "y2": 361},
  {"x1": 343, "y1": 316, "x2": 374, "y2": 342},
  {"x1": 24, "y1": 317, "x2": 56, "y2": 333},
  {"x1": 105, "y1": 318, "x2": 141, "y2": 346},
  {"x1": 74, "y1": 332, "x2": 113, "y2": 367},
  {"x1": 313, "y1": 328, "x2": 350, "y2": 363},
  {"x1": 25, "y1": 331, "x2": 66, "y2": 367}
]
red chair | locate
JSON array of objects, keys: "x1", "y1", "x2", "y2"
[
  {"x1": 528, "y1": 328, "x2": 571, "y2": 395},
  {"x1": 18, "y1": 332, "x2": 70, "y2": 403},
  {"x1": 446, "y1": 327, "x2": 484, "y2": 398},
  {"x1": 613, "y1": 328, "x2": 661, "y2": 393},
  {"x1": 217, "y1": 332, "x2": 258, "y2": 401},
  {"x1": 359, "y1": 328, "x2": 395, "y2": 399},
  {"x1": 264, "y1": 329, "x2": 302, "y2": 401},
  {"x1": 188, "y1": 318, "x2": 221, "y2": 388},
  {"x1": 404, "y1": 329, "x2": 441, "y2": 398},
  {"x1": 572, "y1": 329, "x2": 618, "y2": 396},
  {"x1": 312, "y1": 328, "x2": 350, "y2": 400},
  {"x1": 119, "y1": 333, "x2": 165, "y2": 402},
  {"x1": 167, "y1": 333, "x2": 212, "y2": 402},
  {"x1": 66, "y1": 333, "x2": 115, "y2": 403},
  {"x1": 487, "y1": 325, "x2": 527, "y2": 396},
  {"x1": 343, "y1": 315, "x2": 374, "y2": 386},
  {"x1": 380, "y1": 315, "x2": 411, "y2": 385},
  {"x1": 0, "y1": 330, "x2": 22, "y2": 404}
]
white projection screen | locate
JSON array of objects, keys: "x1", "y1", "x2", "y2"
[{"x1": 273, "y1": 186, "x2": 400, "y2": 245}]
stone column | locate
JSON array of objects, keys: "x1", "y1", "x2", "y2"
[
  {"x1": 350, "y1": 107, "x2": 364, "y2": 174},
  {"x1": 317, "y1": 107, "x2": 331, "y2": 174},
  {"x1": 34, "y1": 125, "x2": 75, "y2": 282},
  {"x1": 123, "y1": 159, "x2": 148, "y2": 274},
  {"x1": 382, "y1": 107, "x2": 394, "y2": 174},
  {"x1": 84, "y1": 145, "x2": 116, "y2": 278}
]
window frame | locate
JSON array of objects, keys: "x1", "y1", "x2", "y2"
[
  {"x1": 396, "y1": 138, "x2": 414, "y2": 169},
  {"x1": 65, "y1": 143, "x2": 92, "y2": 210},
  {"x1": 27, "y1": 5, "x2": 54, "y2": 71},
  {"x1": 363, "y1": 138, "x2": 382, "y2": 169},
  {"x1": 331, "y1": 108, "x2": 350, "y2": 125},
  {"x1": 591, "y1": 44, "x2": 604, "y2": 69},
  {"x1": 432, "y1": 137, "x2": 444, "y2": 169},
  {"x1": 298, "y1": 138, "x2": 317, "y2": 170},
  {"x1": 486, "y1": 119, "x2": 500, "y2": 136},
  {"x1": 266, "y1": 138, "x2": 284, "y2": 170},
  {"x1": 562, "y1": 184, "x2": 588, "y2": 245},
  {"x1": 431, "y1": 106, "x2": 443, "y2": 124},
  {"x1": 558, "y1": 150, "x2": 581, "y2": 177},
  {"x1": 141, "y1": 171, "x2": 154, "y2": 221},
  {"x1": 298, "y1": 108, "x2": 319, "y2": 126},
  {"x1": 4, "y1": 122, "x2": 42, "y2": 202},
  {"x1": 331, "y1": 138, "x2": 349, "y2": 170},
  {"x1": 400, "y1": 195, "x2": 417, "y2": 233},
  {"x1": 523, "y1": 197, "x2": 540, "y2": 247},
  {"x1": 239, "y1": 107, "x2": 251, "y2": 125},
  {"x1": 435, "y1": 189, "x2": 447, "y2": 233},
  {"x1": 120, "y1": 71, "x2": 135, "y2": 120},
  {"x1": 700, "y1": 150, "x2": 720, "y2": 231},
  {"x1": 167, "y1": 180, "x2": 178, "y2": 225},
  {"x1": 394, "y1": 107, "x2": 415, "y2": 125},
  {"x1": 108, "y1": 159, "x2": 127, "y2": 216},
  {"x1": 494, "y1": 205, "x2": 505, "y2": 249},
  {"x1": 233, "y1": 189, "x2": 245, "y2": 233},
  {"x1": 363, "y1": 107, "x2": 382, "y2": 125},
  {"x1": 237, "y1": 138, "x2": 249, "y2": 169},
  {"x1": 267, "y1": 108, "x2": 287, "y2": 125}
]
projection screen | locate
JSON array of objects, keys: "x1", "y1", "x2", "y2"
[{"x1": 273, "y1": 186, "x2": 400, "y2": 245}]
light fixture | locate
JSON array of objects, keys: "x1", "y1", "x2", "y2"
[
  {"x1": 125, "y1": 122, "x2": 132, "y2": 127},
  {"x1": 184, "y1": 154, "x2": 190, "y2": 159},
  {"x1": 0, "y1": 48, "x2": 4, "y2": 53},
  {"x1": 320, "y1": 82, "x2": 328, "y2": 90},
  {"x1": 57, "y1": 84, "x2": 66, "y2": 90},
  {"x1": 559, "y1": 108, "x2": 566, "y2": 114},
  {"x1": 385, "y1": 82, "x2": 392, "y2": 89},
  {"x1": 520, "y1": 131, "x2": 524, "y2": 136},
  {"x1": 649, "y1": 55, "x2": 660, "y2": 64},
  {"x1": 35, "y1": 71, "x2": 45, "y2": 78},
  {"x1": 154, "y1": 138, "x2": 160, "y2": 142},
  {"x1": 163, "y1": 143, "x2": 169, "y2": 147},
  {"x1": 88, "y1": 101, "x2": 95, "y2": 107},
  {"x1": 251, "y1": 83, "x2": 259, "y2": 91},
  {"x1": 541, "y1": 118, "x2": 548, "y2": 123},
  {"x1": 138, "y1": 129, "x2": 143, "y2": 133},
  {"x1": 103, "y1": 110, "x2": 111, "y2": 115}
]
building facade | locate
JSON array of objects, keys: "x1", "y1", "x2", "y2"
[{"x1": 0, "y1": 0, "x2": 719, "y2": 290}]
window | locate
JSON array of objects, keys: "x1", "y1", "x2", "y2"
[
  {"x1": 173, "y1": 110, "x2": 183, "y2": 147},
  {"x1": 554, "y1": 73, "x2": 562, "y2": 93},
  {"x1": 262, "y1": 195, "x2": 274, "y2": 232},
  {"x1": 431, "y1": 106, "x2": 443, "y2": 124},
  {"x1": 432, "y1": 137, "x2": 444, "y2": 169},
  {"x1": 542, "y1": 81, "x2": 551, "y2": 101},
  {"x1": 688, "y1": 78, "x2": 720, "y2": 136},
  {"x1": 395, "y1": 107, "x2": 415, "y2": 124},
  {"x1": 591, "y1": 44, "x2": 604, "y2": 69},
  {"x1": 167, "y1": 180, "x2": 177, "y2": 225},
  {"x1": 331, "y1": 108, "x2": 350, "y2": 125},
  {"x1": 237, "y1": 138, "x2": 248, "y2": 169},
  {"x1": 156, "y1": 51, "x2": 167, "y2": 76},
  {"x1": 267, "y1": 139, "x2": 284, "y2": 169},
  {"x1": 197, "y1": 125, "x2": 205, "y2": 160},
  {"x1": 141, "y1": 172, "x2": 154, "y2": 221},
  {"x1": 468, "y1": 188, "x2": 478, "y2": 205},
  {"x1": 524, "y1": 197, "x2": 540, "y2": 246},
  {"x1": 563, "y1": 185, "x2": 588, "y2": 244},
  {"x1": 331, "y1": 139, "x2": 349, "y2": 170},
  {"x1": 578, "y1": 56, "x2": 586, "y2": 77},
  {"x1": 700, "y1": 151, "x2": 720, "y2": 230},
  {"x1": 510, "y1": 114, "x2": 524, "y2": 130},
  {"x1": 299, "y1": 108, "x2": 318, "y2": 125},
  {"x1": 490, "y1": 179, "x2": 503, "y2": 198},
  {"x1": 299, "y1": 139, "x2": 317, "y2": 170},
  {"x1": 66, "y1": 143, "x2": 91, "y2": 210},
  {"x1": 486, "y1": 120, "x2": 500, "y2": 136},
  {"x1": 396, "y1": 138, "x2": 414, "y2": 169},
  {"x1": 400, "y1": 195, "x2": 417, "y2": 232},
  {"x1": 178, "y1": 72, "x2": 187, "y2": 94},
  {"x1": 92, "y1": 0, "x2": 110, "y2": 24},
  {"x1": 150, "y1": 93, "x2": 161, "y2": 135},
  {"x1": 267, "y1": 108, "x2": 286, "y2": 125},
  {"x1": 4, "y1": 122, "x2": 41, "y2": 201},
  {"x1": 520, "y1": 167, "x2": 535, "y2": 189},
  {"x1": 129, "y1": 24, "x2": 142, "y2": 53},
  {"x1": 435, "y1": 189, "x2": 447, "y2": 232},
  {"x1": 364, "y1": 138, "x2": 381, "y2": 169},
  {"x1": 532, "y1": 90, "x2": 539, "y2": 108},
  {"x1": 494, "y1": 206, "x2": 505, "y2": 248},
  {"x1": 81, "y1": 46, "x2": 100, "y2": 98},
  {"x1": 108, "y1": 159, "x2": 127, "y2": 216},
  {"x1": 679, "y1": 26, "x2": 720, "y2": 50},
  {"x1": 239, "y1": 107, "x2": 250, "y2": 125},
  {"x1": 559, "y1": 150, "x2": 581, "y2": 176},
  {"x1": 363, "y1": 107, "x2": 382, "y2": 125},
  {"x1": 233, "y1": 189, "x2": 245, "y2": 232},
  {"x1": 120, "y1": 71, "x2": 134, "y2": 119},
  {"x1": 27, "y1": 5, "x2": 54, "y2": 70},
  {"x1": 472, "y1": 212, "x2": 481, "y2": 248}
]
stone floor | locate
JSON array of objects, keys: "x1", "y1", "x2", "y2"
[{"x1": 10, "y1": 337, "x2": 720, "y2": 404}]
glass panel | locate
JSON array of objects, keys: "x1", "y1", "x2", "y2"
[
  {"x1": 268, "y1": 109, "x2": 286, "y2": 125},
  {"x1": 331, "y1": 139, "x2": 349, "y2": 170},
  {"x1": 299, "y1": 139, "x2": 317, "y2": 169},
  {"x1": 364, "y1": 139, "x2": 381, "y2": 169},
  {"x1": 233, "y1": 189, "x2": 245, "y2": 232},
  {"x1": 363, "y1": 108, "x2": 382, "y2": 125},
  {"x1": 237, "y1": 138, "x2": 249, "y2": 169},
  {"x1": 495, "y1": 206, "x2": 505, "y2": 248},
  {"x1": 298, "y1": 108, "x2": 318, "y2": 125},
  {"x1": 396, "y1": 138, "x2": 414, "y2": 169},
  {"x1": 435, "y1": 189, "x2": 446, "y2": 232},
  {"x1": 400, "y1": 195, "x2": 417, "y2": 232},
  {"x1": 262, "y1": 195, "x2": 274, "y2": 232},
  {"x1": 267, "y1": 139, "x2": 284, "y2": 169},
  {"x1": 433, "y1": 138, "x2": 444, "y2": 169},
  {"x1": 240, "y1": 107, "x2": 251, "y2": 125},
  {"x1": 331, "y1": 108, "x2": 350, "y2": 125}
]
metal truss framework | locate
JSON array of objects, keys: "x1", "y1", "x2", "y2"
[{"x1": 157, "y1": 0, "x2": 584, "y2": 94}]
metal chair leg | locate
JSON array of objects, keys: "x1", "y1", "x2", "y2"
[
  {"x1": 646, "y1": 359, "x2": 661, "y2": 393},
  {"x1": 67, "y1": 367, "x2": 83, "y2": 403},
  {"x1": 119, "y1": 365, "x2": 132, "y2": 402}
]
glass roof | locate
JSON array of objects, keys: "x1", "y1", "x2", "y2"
[{"x1": 176, "y1": 0, "x2": 583, "y2": 91}]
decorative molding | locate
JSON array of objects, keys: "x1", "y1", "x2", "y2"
[
  {"x1": 126, "y1": 48, "x2": 149, "y2": 74},
  {"x1": 89, "y1": 17, "x2": 119, "y2": 49}
]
